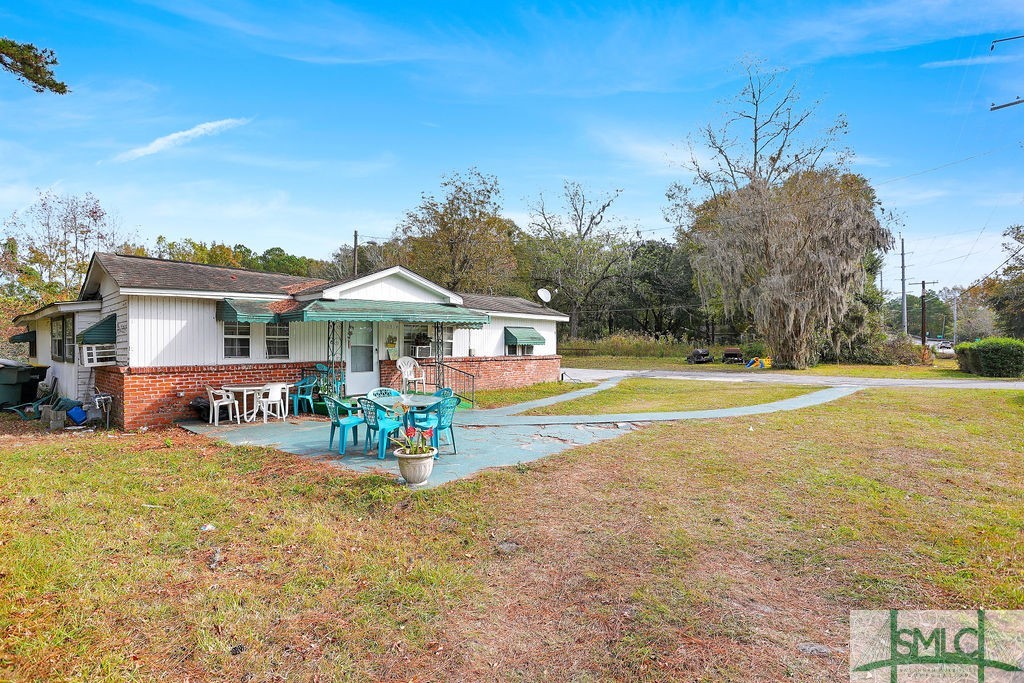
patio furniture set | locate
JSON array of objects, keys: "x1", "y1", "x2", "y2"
[{"x1": 204, "y1": 356, "x2": 460, "y2": 462}]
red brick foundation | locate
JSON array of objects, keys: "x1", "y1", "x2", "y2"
[
  {"x1": 98, "y1": 355, "x2": 561, "y2": 430},
  {"x1": 379, "y1": 355, "x2": 562, "y2": 392},
  {"x1": 96, "y1": 362, "x2": 329, "y2": 430}
]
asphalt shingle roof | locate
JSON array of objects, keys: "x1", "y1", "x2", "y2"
[
  {"x1": 93, "y1": 253, "x2": 326, "y2": 296},
  {"x1": 457, "y1": 292, "x2": 567, "y2": 318}
]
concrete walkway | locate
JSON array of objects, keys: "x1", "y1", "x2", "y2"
[
  {"x1": 562, "y1": 367, "x2": 1024, "y2": 391},
  {"x1": 183, "y1": 374, "x2": 868, "y2": 487},
  {"x1": 459, "y1": 377, "x2": 862, "y2": 426}
]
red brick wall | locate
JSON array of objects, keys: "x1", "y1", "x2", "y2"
[
  {"x1": 96, "y1": 362, "x2": 330, "y2": 430},
  {"x1": 379, "y1": 355, "x2": 561, "y2": 392},
  {"x1": 98, "y1": 355, "x2": 559, "y2": 430}
]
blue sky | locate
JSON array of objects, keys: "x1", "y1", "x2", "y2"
[{"x1": 2, "y1": 1, "x2": 1023, "y2": 291}]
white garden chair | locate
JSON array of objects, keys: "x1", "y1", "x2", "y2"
[
  {"x1": 396, "y1": 356, "x2": 426, "y2": 394},
  {"x1": 205, "y1": 385, "x2": 240, "y2": 426},
  {"x1": 257, "y1": 382, "x2": 288, "y2": 423}
]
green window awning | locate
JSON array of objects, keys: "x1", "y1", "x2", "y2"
[
  {"x1": 217, "y1": 299, "x2": 280, "y2": 324},
  {"x1": 280, "y1": 299, "x2": 489, "y2": 328},
  {"x1": 9, "y1": 330, "x2": 35, "y2": 343},
  {"x1": 504, "y1": 326, "x2": 545, "y2": 345},
  {"x1": 76, "y1": 314, "x2": 116, "y2": 344}
]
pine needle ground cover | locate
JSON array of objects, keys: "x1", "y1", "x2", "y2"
[{"x1": 1, "y1": 387, "x2": 1021, "y2": 681}]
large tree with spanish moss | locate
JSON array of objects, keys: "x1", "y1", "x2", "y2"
[{"x1": 666, "y1": 63, "x2": 893, "y2": 368}]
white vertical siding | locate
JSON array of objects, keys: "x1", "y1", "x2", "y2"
[
  {"x1": 129, "y1": 296, "x2": 220, "y2": 366},
  {"x1": 127, "y1": 295, "x2": 330, "y2": 367},
  {"x1": 472, "y1": 316, "x2": 558, "y2": 357}
]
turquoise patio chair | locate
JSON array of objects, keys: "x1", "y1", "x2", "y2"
[
  {"x1": 356, "y1": 397, "x2": 403, "y2": 460},
  {"x1": 411, "y1": 388, "x2": 452, "y2": 427},
  {"x1": 325, "y1": 396, "x2": 364, "y2": 454},
  {"x1": 367, "y1": 387, "x2": 400, "y2": 402},
  {"x1": 292, "y1": 376, "x2": 317, "y2": 415},
  {"x1": 413, "y1": 396, "x2": 460, "y2": 456}
]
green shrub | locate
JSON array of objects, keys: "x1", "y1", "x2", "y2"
[
  {"x1": 956, "y1": 337, "x2": 1024, "y2": 377},
  {"x1": 954, "y1": 341, "x2": 977, "y2": 374},
  {"x1": 822, "y1": 333, "x2": 925, "y2": 366},
  {"x1": 742, "y1": 340, "x2": 769, "y2": 359},
  {"x1": 562, "y1": 333, "x2": 692, "y2": 358}
]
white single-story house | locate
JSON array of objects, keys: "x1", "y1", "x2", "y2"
[{"x1": 9, "y1": 253, "x2": 569, "y2": 429}]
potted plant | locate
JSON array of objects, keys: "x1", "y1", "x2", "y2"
[{"x1": 389, "y1": 423, "x2": 437, "y2": 485}]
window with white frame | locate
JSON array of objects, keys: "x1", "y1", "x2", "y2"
[
  {"x1": 265, "y1": 322, "x2": 290, "y2": 359},
  {"x1": 506, "y1": 344, "x2": 535, "y2": 356},
  {"x1": 50, "y1": 316, "x2": 75, "y2": 363},
  {"x1": 51, "y1": 317, "x2": 65, "y2": 361},
  {"x1": 224, "y1": 321, "x2": 251, "y2": 358},
  {"x1": 64, "y1": 317, "x2": 75, "y2": 363}
]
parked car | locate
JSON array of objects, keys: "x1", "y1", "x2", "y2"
[{"x1": 935, "y1": 341, "x2": 955, "y2": 359}]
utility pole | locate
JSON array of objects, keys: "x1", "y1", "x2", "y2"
[
  {"x1": 952, "y1": 291, "x2": 959, "y2": 345},
  {"x1": 352, "y1": 230, "x2": 358, "y2": 277},
  {"x1": 901, "y1": 236, "x2": 908, "y2": 334},
  {"x1": 991, "y1": 35, "x2": 1024, "y2": 111},
  {"x1": 919, "y1": 280, "x2": 939, "y2": 347},
  {"x1": 921, "y1": 280, "x2": 927, "y2": 348}
]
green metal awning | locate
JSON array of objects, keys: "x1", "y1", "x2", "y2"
[
  {"x1": 76, "y1": 314, "x2": 116, "y2": 344},
  {"x1": 217, "y1": 299, "x2": 280, "y2": 324},
  {"x1": 9, "y1": 330, "x2": 35, "y2": 343},
  {"x1": 504, "y1": 326, "x2": 545, "y2": 345},
  {"x1": 280, "y1": 299, "x2": 489, "y2": 327}
]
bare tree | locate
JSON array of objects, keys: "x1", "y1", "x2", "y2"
[
  {"x1": 3, "y1": 190, "x2": 133, "y2": 301},
  {"x1": 528, "y1": 181, "x2": 634, "y2": 337},
  {"x1": 668, "y1": 64, "x2": 892, "y2": 368}
]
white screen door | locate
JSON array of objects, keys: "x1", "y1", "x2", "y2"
[{"x1": 346, "y1": 322, "x2": 378, "y2": 395}]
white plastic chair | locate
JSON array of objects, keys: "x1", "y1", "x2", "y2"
[
  {"x1": 206, "y1": 385, "x2": 239, "y2": 426},
  {"x1": 257, "y1": 382, "x2": 288, "y2": 423},
  {"x1": 396, "y1": 356, "x2": 426, "y2": 393}
]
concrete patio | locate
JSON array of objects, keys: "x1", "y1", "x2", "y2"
[{"x1": 182, "y1": 376, "x2": 859, "y2": 487}]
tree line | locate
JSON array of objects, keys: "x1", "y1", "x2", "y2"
[{"x1": 2, "y1": 44, "x2": 1019, "y2": 368}]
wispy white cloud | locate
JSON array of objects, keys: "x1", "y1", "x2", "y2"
[
  {"x1": 113, "y1": 118, "x2": 250, "y2": 162},
  {"x1": 588, "y1": 127, "x2": 700, "y2": 177},
  {"x1": 922, "y1": 55, "x2": 1021, "y2": 69}
]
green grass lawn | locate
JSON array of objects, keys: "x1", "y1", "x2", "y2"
[
  {"x1": 563, "y1": 355, "x2": 987, "y2": 380},
  {"x1": 470, "y1": 380, "x2": 596, "y2": 409},
  {"x1": 521, "y1": 378, "x2": 817, "y2": 415},
  {"x1": 1, "y1": 387, "x2": 1021, "y2": 680}
]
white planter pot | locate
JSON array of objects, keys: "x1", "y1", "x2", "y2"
[{"x1": 395, "y1": 448, "x2": 437, "y2": 485}]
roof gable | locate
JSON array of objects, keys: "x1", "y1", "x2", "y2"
[{"x1": 298, "y1": 266, "x2": 463, "y2": 305}]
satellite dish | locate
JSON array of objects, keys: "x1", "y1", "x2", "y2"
[{"x1": 537, "y1": 288, "x2": 552, "y2": 303}]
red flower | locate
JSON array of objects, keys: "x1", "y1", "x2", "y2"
[
  {"x1": 405, "y1": 427, "x2": 416, "y2": 438},
  {"x1": 424, "y1": 428, "x2": 434, "y2": 439}
]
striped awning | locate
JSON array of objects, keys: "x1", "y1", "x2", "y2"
[
  {"x1": 279, "y1": 299, "x2": 489, "y2": 328},
  {"x1": 9, "y1": 330, "x2": 35, "y2": 343},
  {"x1": 76, "y1": 314, "x2": 116, "y2": 344},
  {"x1": 216, "y1": 299, "x2": 280, "y2": 324},
  {"x1": 504, "y1": 326, "x2": 545, "y2": 345}
]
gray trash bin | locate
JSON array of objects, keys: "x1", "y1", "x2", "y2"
[{"x1": 0, "y1": 361, "x2": 32, "y2": 407}]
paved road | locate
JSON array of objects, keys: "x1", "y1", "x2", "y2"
[{"x1": 561, "y1": 367, "x2": 1024, "y2": 391}]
